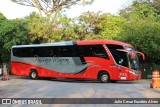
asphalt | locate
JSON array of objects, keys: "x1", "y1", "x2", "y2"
[{"x1": 0, "y1": 75, "x2": 160, "y2": 107}]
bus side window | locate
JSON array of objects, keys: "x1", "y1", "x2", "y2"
[
  {"x1": 107, "y1": 45, "x2": 129, "y2": 67},
  {"x1": 13, "y1": 48, "x2": 18, "y2": 57},
  {"x1": 91, "y1": 45, "x2": 109, "y2": 59},
  {"x1": 77, "y1": 45, "x2": 109, "y2": 59},
  {"x1": 53, "y1": 46, "x2": 77, "y2": 57},
  {"x1": 13, "y1": 48, "x2": 29, "y2": 57}
]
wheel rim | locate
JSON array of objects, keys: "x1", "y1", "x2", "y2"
[
  {"x1": 101, "y1": 74, "x2": 108, "y2": 82},
  {"x1": 31, "y1": 72, "x2": 37, "y2": 78}
]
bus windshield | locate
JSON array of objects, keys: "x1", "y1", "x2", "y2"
[
  {"x1": 124, "y1": 47, "x2": 140, "y2": 71},
  {"x1": 107, "y1": 45, "x2": 140, "y2": 71},
  {"x1": 107, "y1": 45, "x2": 129, "y2": 68}
]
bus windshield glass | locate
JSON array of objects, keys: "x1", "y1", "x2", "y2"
[
  {"x1": 107, "y1": 45, "x2": 129, "y2": 68},
  {"x1": 125, "y1": 47, "x2": 140, "y2": 71},
  {"x1": 107, "y1": 45, "x2": 140, "y2": 71}
]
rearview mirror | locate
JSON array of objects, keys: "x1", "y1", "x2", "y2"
[{"x1": 130, "y1": 52, "x2": 135, "y2": 59}]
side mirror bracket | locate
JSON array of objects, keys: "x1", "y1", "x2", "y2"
[{"x1": 136, "y1": 51, "x2": 145, "y2": 61}]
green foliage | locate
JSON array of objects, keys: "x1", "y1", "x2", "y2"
[
  {"x1": 74, "y1": 11, "x2": 101, "y2": 40},
  {"x1": 120, "y1": 1, "x2": 159, "y2": 21},
  {"x1": 26, "y1": 12, "x2": 80, "y2": 43},
  {"x1": 0, "y1": 18, "x2": 30, "y2": 62},
  {"x1": 1, "y1": 20, "x2": 30, "y2": 49},
  {"x1": 75, "y1": 12, "x2": 127, "y2": 40},
  {"x1": 135, "y1": 0, "x2": 160, "y2": 15},
  {"x1": 151, "y1": 0, "x2": 160, "y2": 15},
  {"x1": 99, "y1": 15, "x2": 126, "y2": 40},
  {"x1": 26, "y1": 12, "x2": 51, "y2": 43},
  {"x1": 0, "y1": 12, "x2": 7, "y2": 23},
  {"x1": 50, "y1": 13, "x2": 79, "y2": 41},
  {"x1": 118, "y1": 20, "x2": 160, "y2": 63},
  {"x1": 0, "y1": 12, "x2": 8, "y2": 63},
  {"x1": 118, "y1": 0, "x2": 160, "y2": 64}
]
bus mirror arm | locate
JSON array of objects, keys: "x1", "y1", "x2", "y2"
[{"x1": 136, "y1": 51, "x2": 145, "y2": 61}]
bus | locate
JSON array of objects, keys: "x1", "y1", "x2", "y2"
[{"x1": 11, "y1": 40, "x2": 144, "y2": 83}]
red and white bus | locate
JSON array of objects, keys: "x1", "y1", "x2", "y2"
[{"x1": 11, "y1": 40, "x2": 144, "y2": 83}]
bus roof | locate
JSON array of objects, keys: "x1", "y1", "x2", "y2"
[
  {"x1": 12, "y1": 41, "x2": 75, "y2": 48},
  {"x1": 76, "y1": 40, "x2": 133, "y2": 48},
  {"x1": 12, "y1": 40, "x2": 133, "y2": 48}
]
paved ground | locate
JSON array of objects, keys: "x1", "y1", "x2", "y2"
[{"x1": 0, "y1": 75, "x2": 160, "y2": 107}]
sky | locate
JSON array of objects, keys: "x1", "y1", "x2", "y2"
[{"x1": 0, "y1": 0, "x2": 132, "y2": 19}]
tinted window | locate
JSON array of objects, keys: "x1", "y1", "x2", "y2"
[
  {"x1": 78, "y1": 45, "x2": 109, "y2": 59},
  {"x1": 13, "y1": 45, "x2": 108, "y2": 59},
  {"x1": 13, "y1": 46, "x2": 77, "y2": 57},
  {"x1": 13, "y1": 47, "x2": 38, "y2": 57},
  {"x1": 107, "y1": 45, "x2": 129, "y2": 67},
  {"x1": 54, "y1": 46, "x2": 78, "y2": 57}
]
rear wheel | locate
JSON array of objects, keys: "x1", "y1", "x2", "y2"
[
  {"x1": 30, "y1": 70, "x2": 38, "y2": 80},
  {"x1": 99, "y1": 72, "x2": 110, "y2": 83}
]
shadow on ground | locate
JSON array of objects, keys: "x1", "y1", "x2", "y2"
[{"x1": 7, "y1": 75, "x2": 148, "y2": 84}]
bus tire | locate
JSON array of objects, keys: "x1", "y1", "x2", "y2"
[
  {"x1": 30, "y1": 70, "x2": 38, "y2": 80},
  {"x1": 98, "y1": 72, "x2": 110, "y2": 83}
]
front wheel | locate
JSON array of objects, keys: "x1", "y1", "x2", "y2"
[
  {"x1": 30, "y1": 70, "x2": 38, "y2": 80},
  {"x1": 99, "y1": 72, "x2": 110, "y2": 83}
]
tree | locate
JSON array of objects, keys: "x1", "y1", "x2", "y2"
[
  {"x1": 118, "y1": 20, "x2": 160, "y2": 64},
  {"x1": 0, "y1": 12, "x2": 7, "y2": 23},
  {"x1": 0, "y1": 18, "x2": 31, "y2": 62},
  {"x1": 118, "y1": 1, "x2": 160, "y2": 64},
  {"x1": 75, "y1": 12, "x2": 127, "y2": 40},
  {"x1": 150, "y1": 0, "x2": 160, "y2": 15},
  {"x1": 51, "y1": 13, "x2": 79, "y2": 41},
  {"x1": 26, "y1": 12, "x2": 51, "y2": 43},
  {"x1": 11, "y1": 0, "x2": 94, "y2": 18},
  {"x1": 99, "y1": 14, "x2": 126, "y2": 40},
  {"x1": 0, "y1": 13, "x2": 8, "y2": 63},
  {"x1": 26, "y1": 12, "x2": 80, "y2": 43},
  {"x1": 120, "y1": 1, "x2": 158, "y2": 22},
  {"x1": 75, "y1": 11, "x2": 101, "y2": 40},
  {"x1": 114, "y1": 0, "x2": 160, "y2": 78},
  {"x1": 135, "y1": 0, "x2": 160, "y2": 15}
]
